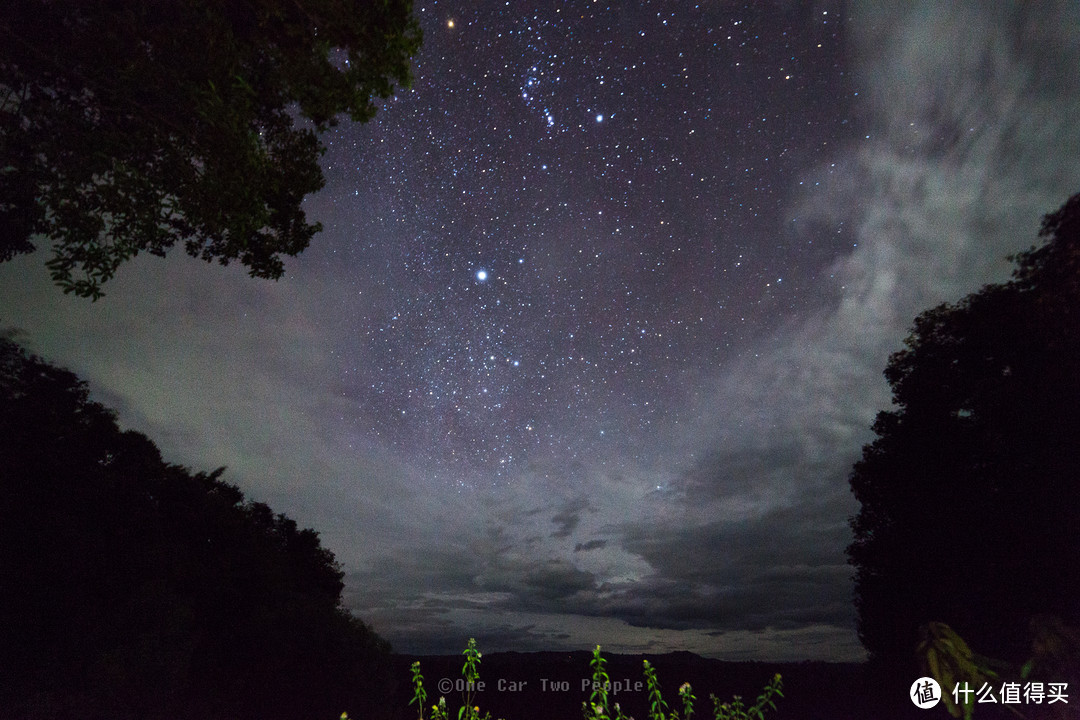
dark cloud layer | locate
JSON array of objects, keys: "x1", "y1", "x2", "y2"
[{"x1": 2, "y1": 0, "x2": 1078, "y2": 662}]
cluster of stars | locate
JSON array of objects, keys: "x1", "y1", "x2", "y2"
[{"x1": 317, "y1": 0, "x2": 857, "y2": 486}]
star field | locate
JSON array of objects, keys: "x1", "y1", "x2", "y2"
[
  {"x1": 5, "y1": 0, "x2": 1077, "y2": 661},
  {"x1": 317, "y1": 1, "x2": 855, "y2": 485}
]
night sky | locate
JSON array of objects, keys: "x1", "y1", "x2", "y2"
[{"x1": 2, "y1": 1, "x2": 1079, "y2": 662}]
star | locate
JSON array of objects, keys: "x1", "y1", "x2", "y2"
[{"x1": 476, "y1": 269, "x2": 488, "y2": 281}]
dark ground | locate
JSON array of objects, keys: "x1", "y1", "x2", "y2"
[
  {"x1": 373, "y1": 650, "x2": 908, "y2": 720},
  {"x1": 372, "y1": 649, "x2": 1069, "y2": 720}
]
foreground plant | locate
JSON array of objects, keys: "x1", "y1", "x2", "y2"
[
  {"x1": 918, "y1": 618, "x2": 1079, "y2": 720},
  {"x1": 708, "y1": 674, "x2": 783, "y2": 720},
  {"x1": 582, "y1": 642, "x2": 782, "y2": 720},
  {"x1": 410, "y1": 638, "x2": 503, "y2": 720},
  {"x1": 408, "y1": 640, "x2": 780, "y2": 720},
  {"x1": 582, "y1": 643, "x2": 632, "y2": 720}
]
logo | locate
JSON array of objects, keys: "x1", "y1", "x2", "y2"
[{"x1": 911, "y1": 677, "x2": 942, "y2": 709}]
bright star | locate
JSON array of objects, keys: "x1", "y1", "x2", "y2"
[
  {"x1": 476, "y1": 269, "x2": 488, "y2": 281},
  {"x1": 596, "y1": 114, "x2": 604, "y2": 123}
]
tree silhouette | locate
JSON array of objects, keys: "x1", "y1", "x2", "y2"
[
  {"x1": 848, "y1": 193, "x2": 1080, "y2": 674},
  {"x1": 0, "y1": 0, "x2": 421, "y2": 298},
  {"x1": 0, "y1": 338, "x2": 391, "y2": 719}
]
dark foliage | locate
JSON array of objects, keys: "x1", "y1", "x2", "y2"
[
  {"x1": 0, "y1": 338, "x2": 391, "y2": 719},
  {"x1": 0, "y1": 0, "x2": 421, "y2": 298},
  {"x1": 848, "y1": 194, "x2": 1080, "y2": 670}
]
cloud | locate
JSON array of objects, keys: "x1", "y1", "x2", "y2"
[
  {"x1": 574, "y1": 539, "x2": 607, "y2": 553},
  {"x1": 549, "y1": 511, "x2": 580, "y2": 538},
  {"x1": 478, "y1": 559, "x2": 597, "y2": 604},
  {"x1": 523, "y1": 0, "x2": 1080, "y2": 655},
  {"x1": 612, "y1": 500, "x2": 855, "y2": 632}
]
